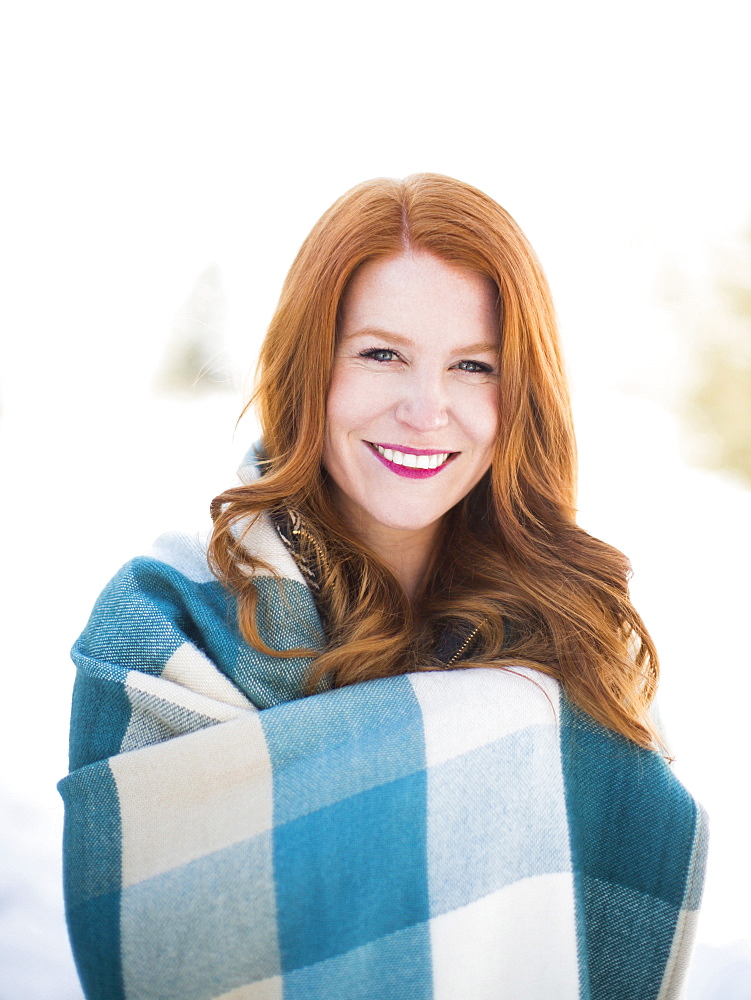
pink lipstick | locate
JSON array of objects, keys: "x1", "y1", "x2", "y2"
[{"x1": 367, "y1": 442, "x2": 456, "y2": 479}]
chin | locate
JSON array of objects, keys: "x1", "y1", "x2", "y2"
[{"x1": 358, "y1": 499, "x2": 450, "y2": 537}]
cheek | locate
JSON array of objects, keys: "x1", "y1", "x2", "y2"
[
  {"x1": 325, "y1": 366, "x2": 389, "y2": 437},
  {"x1": 324, "y1": 377, "x2": 358, "y2": 441},
  {"x1": 467, "y1": 387, "x2": 501, "y2": 448},
  {"x1": 322, "y1": 375, "x2": 369, "y2": 478}
]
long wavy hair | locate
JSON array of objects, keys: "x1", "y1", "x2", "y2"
[{"x1": 209, "y1": 173, "x2": 661, "y2": 751}]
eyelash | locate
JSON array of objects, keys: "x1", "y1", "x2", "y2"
[
  {"x1": 358, "y1": 348, "x2": 495, "y2": 374},
  {"x1": 360, "y1": 348, "x2": 399, "y2": 363}
]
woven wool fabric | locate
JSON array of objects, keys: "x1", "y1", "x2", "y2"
[{"x1": 60, "y1": 465, "x2": 707, "y2": 1000}]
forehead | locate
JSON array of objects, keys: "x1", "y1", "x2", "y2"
[{"x1": 339, "y1": 251, "x2": 500, "y2": 343}]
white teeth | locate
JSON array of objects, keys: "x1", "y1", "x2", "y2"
[{"x1": 373, "y1": 444, "x2": 451, "y2": 469}]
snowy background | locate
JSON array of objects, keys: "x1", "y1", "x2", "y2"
[{"x1": 2, "y1": 1, "x2": 751, "y2": 996}]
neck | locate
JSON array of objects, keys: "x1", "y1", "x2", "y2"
[
  {"x1": 326, "y1": 484, "x2": 445, "y2": 600},
  {"x1": 369, "y1": 524, "x2": 441, "y2": 600}
]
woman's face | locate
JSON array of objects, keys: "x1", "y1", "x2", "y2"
[{"x1": 322, "y1": 250, "x2": 501, "y2": 552}]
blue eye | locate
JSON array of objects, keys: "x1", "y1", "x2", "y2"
[
  {"x1": 455, "y1": 359, "x2": 494, "y2": 374},
  {"x1": 360, "y1": 348, "x2": 398, "y2": 362}
]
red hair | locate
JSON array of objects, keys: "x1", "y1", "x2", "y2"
[{"x1": 209, "y1": 174, "x2": 661, "y2": 751}]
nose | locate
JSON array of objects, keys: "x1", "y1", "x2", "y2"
[{"x1": 394, "y1": 372, "x2": 450, "y2": 433}]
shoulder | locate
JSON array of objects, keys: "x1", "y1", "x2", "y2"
[
  {"x1": 84, "y1": 516, "x2": 309, "y2": 630},
  {"x1": 71, "y1": 516, "x2": 325, "y2": 730},
  {"x1": 77, "y1": 532, "x2": 226, "y2": 662},
  {"x1": 76, "y1": 513, "x2": 319, "y2": 658}
]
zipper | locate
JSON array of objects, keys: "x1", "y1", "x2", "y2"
[
  {"x1": 291, "y1": 522, "x2": 332, "y2": 577},
  {"x1": 445, "y1": 625, "x2": 481, "y2": 667}
]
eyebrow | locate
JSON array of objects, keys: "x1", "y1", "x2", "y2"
[{"x1": 342, "y1": 327, "x2": 499, "y2": 354}]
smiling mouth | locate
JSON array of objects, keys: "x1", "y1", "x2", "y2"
[
  {"x1": 372, "y1": 443, "x2": 451, "y2": 469},
  {"x1": 367, "y1": 441, "x2": 457, "y2": 477}
]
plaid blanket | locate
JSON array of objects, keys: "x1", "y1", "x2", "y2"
[{"x1": 60, "y1": 495, "x2": 707, "y2": 999}]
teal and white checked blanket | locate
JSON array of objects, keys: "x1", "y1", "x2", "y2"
[{"x1": 60, "y1": 497, "x2": 707, "y2": 999}]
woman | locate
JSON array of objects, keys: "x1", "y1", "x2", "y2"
[{"x1": 61, "y1": 174, "x2": 706, "y2": 1000}]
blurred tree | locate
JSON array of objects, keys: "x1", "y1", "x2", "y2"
[
  {"x1": 681, "y1": 225, "x2": 751, "y2": 486},
  {"x1": 156, "y1": 264, "x2": 233, "y2": 395}
]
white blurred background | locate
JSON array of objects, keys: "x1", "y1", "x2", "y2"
[{"x1": 1, "y1": 2, "x2": 750, "y2": 996}]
